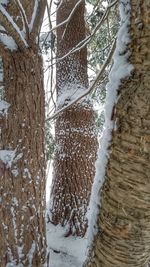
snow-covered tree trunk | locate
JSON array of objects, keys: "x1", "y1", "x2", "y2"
[
  {"x1": 85, "y1": 0, "x2": 150, "y2": 266},
  {"x1": 50, "y1": 0, "x2": 98, "y2": 237},
  {"x1": 0, "y1": 1, "x2": 47, "y2": 266}
]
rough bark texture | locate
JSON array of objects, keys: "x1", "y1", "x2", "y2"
[
  {"x1": 86, "y1": 0, "x2": 150, "y2": 266},
  {"x1": 50, "y1": 0, "x2": 98, "y2": 237},
  {"x1": 0, "y1": 49, "x2": 46, "y2": 266},
  {"x1": 0, "y1": 1, "x2": 47, "y2": 266}
]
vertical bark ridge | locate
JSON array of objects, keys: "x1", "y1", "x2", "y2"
[{"x1": 86, "y1": 0, "x2": 150, "y2": 266}]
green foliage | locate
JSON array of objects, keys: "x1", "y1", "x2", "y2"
[
  {"x1": 45, "y1": 120, "x2": 55, "y2": 161},
  {"x1": 87, "y1": 3, "x2": 119, "y2": 70},
  {"x1": 44, "y1": 1, "x2": 120, "y2": 157},
  {"x1": 86, "y1": 0, "x2": 119, "y2": 133}
]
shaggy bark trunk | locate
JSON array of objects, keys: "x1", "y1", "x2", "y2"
[
  {"x1": 86, "y1": 0, "x2": 150, "y2": 266},
  {"x1": 0, "y1": 48, "x2": 46, "y2": 266},
  {"x1": 50, "y1": 0, "x2": 98, "y2": 237}
]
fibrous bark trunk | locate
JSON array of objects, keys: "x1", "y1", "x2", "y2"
[
  {"x1": 86, "y1": 0, "x2": 150, "y2": 266},
  {"x1": 0, "y1": 48, "x2": 46, "y2": 266},
  {"x1": 50, "y1": 0, "x2": 98, "y2": 237}
]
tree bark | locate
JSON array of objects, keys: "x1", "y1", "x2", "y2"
[
  {"x1": 50, "y1": 0, "x2": 98, "y2": 237},
  {"x1": 0, "y1": 48, "x2": 46, "y2": 266},
  {"x1": 86, "y1": 0, "x2": 150, "y2": 266},
  {"x1": 0, "y1": 1, "x2": 47, "y2": 265}
]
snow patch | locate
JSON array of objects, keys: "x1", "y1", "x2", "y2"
[
  {"x1": 57, "y1": 83, "x2": 89, "y2": 108},
  {"x1": 0, "y1": 100, "x2": 10, "y2": 115},
  {"x1": 27, "y1": 241, "x2": 36, "y2": 267},
  {"x1": 12, "y1": 197, "x2": 19, "y2": 207},
  {"x1": 0, "y1": 150, "x2": 23, "y2": 168},
  {"x1": 0, "y1": 4, "x2": 28, "y2": 48},
  {"x1": 11, "y1": 168, "x2": 19, "y2": 177},
  {"x1": 47, "y1": 223, "x2": 88, "y2": 267},
  {"x1": 23, "y1": 168, "x2": 31, "y2": 179},
  {"x1": 0, "y1": 34, "x2": 17, "y2": 51},
  {"x1": 86, "y1": 0, "x2": 133, "y2": 256},
  {"x1": 6, "y1": 263, "x2": 24, "y2": 267},
  {"x1": 0, "y1": 150, "x2": 16, "y2": 167},
  {"x1": 0, "y1": 0, "x2": 9, "y2": 5}
]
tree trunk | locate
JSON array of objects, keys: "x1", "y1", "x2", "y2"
[
  {"x1": 0, "y1": 48, "x2": 46, "y2": 266},
  {"x1": 86, "y1": 0, "x2": 150, "y2": 266},
  {"x1": 50, "y1": 0, "x2": 98, "y2": 237}
]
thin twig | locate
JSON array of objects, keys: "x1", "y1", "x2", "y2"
[
  {"x1": 46, "y1": 39, "x2": 116, "y2": 121},
  {"x1": 45, "y1": 0, "x2": 118, "y2": 70}
]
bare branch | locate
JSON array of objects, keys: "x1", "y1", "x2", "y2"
[
  {"x1": 56, "y1": 0, "x2": 118, "y2": 61},
  {"x1": 46, "y1": 1, "x2": 56, "y2": 110},
  {"x1": 46, "y1": 0, "x2": 118, "y2": 69},
  {"x1": 46, "y1": 39, "x2": 116, "y2": 121},
  {"x1": 14, "y1": 0, "x2": 29, "y2": 37},
  {"x1": 49, "y1": 0, "x2": 63, "y2": 17},
  {"x1": 49, "y1": 0, "x2": 83, "y2": 33},
  {"x1": 30, "y1": 0, "x2": 47, "y2": 39}
]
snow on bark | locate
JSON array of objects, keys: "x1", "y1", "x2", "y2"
[
  {"x1": 0, "y1": 3, "x2": 28, "y2": 48},
  {"x1": 86, "y1": 0, "x2": 134, "y2": 252},
  {"x1": 0, "y1": 149, "x2": 16, "y2": 167},
  {"x1": 0, "y1": 34, "x2": 17, "y2": 51},
  {"x1": 0, "y1": 49, "x2": 46, "y2": 266},
  {"x1": 57, "y1": 82, "x2": 89, "y2": 108},
  {"x1": 0, "y1": 100, "x2": 10, "y2": 115},
  {"x1": 29, "y1": 0, "x2": 39, "y2": 32},
  {"x1": 27, "y1": 241, "x2": 36, "y2": 267},
  {"x1": 0, "y1": 0, "x2": 9, "y2": 5},
  {"x1": 15, "y1": 0, "x2": 29, "y2": 33},
  {"x1": 47, "y1": 222, "x2": 88, "y2": 267},
  {"x1": 50, "y1": 0, "x2": 98, "y2": 237}
]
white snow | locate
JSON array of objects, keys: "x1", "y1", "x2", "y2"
[
  {"x1": 0, "y1": 33, "x2": 17, "y2": 51},
  {"x1": 0, "y1": 4, "x2": 28, "y2": 48},
  {"x1": 85, "y1": 0, "x2": 134, "y2": 257},
  {"x1": 57, "y1": 83, "x2": 89, "y2": 108},
  {"x1": 27, "y1": 241, "x2": 36, "y2": 267},
  {"x1": 23, "y1": 168, "x2": 32, "y2": 179},
  {"x1": 29, "y1": 0, "x2": 39, "y2": 32},
  {"x1": 6, "y1": 263, "x2": 23, "y2": 267},
  {"x1": 10, "y1": 206, "x2": 18, "y2": 240},
  {"x1": 0, "y1": 1, "x2": 134, "y2": 267},
  {"x1": 47, "y1": 223, "x2": 88, "y2": 267},
  {"x1": 0, "y1": 149, "x2": 16, "y2": 167},
  {"x1": 0, "y1": 100, "x2": 10, "y2": 115},
  {"x1": 12, "y1": 197, "x2": 19, "y2": 207},
  {"x1": 0, "y1": 0, "x2": 9, "y2": 5},
  {"x1": 15, "y1": 0, "x2": 29, "y2": 34},
  {"x1": 0, "y1": 71, "x2": 3, "y2": 82},
  {"x1": 0, "y1": 150, "x2": 23, "y2": 168}
]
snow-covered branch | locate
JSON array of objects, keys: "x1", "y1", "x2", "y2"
[
  {"x1": 15, "y1": 0, "x2": 29, "y2": 36},
  {"x1": 0, "y1": 3, "x2": 28, "y2": 50},
  {"x1": 29, "y1": 0, "x2": 47, "y2": 38},
  {"x1": 46, "y1": 39, "x2": 116, "y2": 121},
  {"x1": 0, "y1": 33, "x2": 17, "y2": 51},
  {"x1": 29, "y1": 0, "x2": 39, "y2": 32},
  {"x1": 49, "y1": 0, "x2": 83, "y2": 33},
  {"x1": 46, "y1": 0, "x2": 118, "y2": 69},
  {"x1": 56, "y1": 0, "x2": 118, "y2": 62}
]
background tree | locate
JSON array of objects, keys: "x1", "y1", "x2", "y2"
[
  {"x1": 0, "y1": 1, "x2": 47, "y2": 266},
  {"x1": 85, "y1": 0, "x2": 150, "y2": 266},
  {"x1": 49, "y1": 0, "x2": 98, "y2": 237}
]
